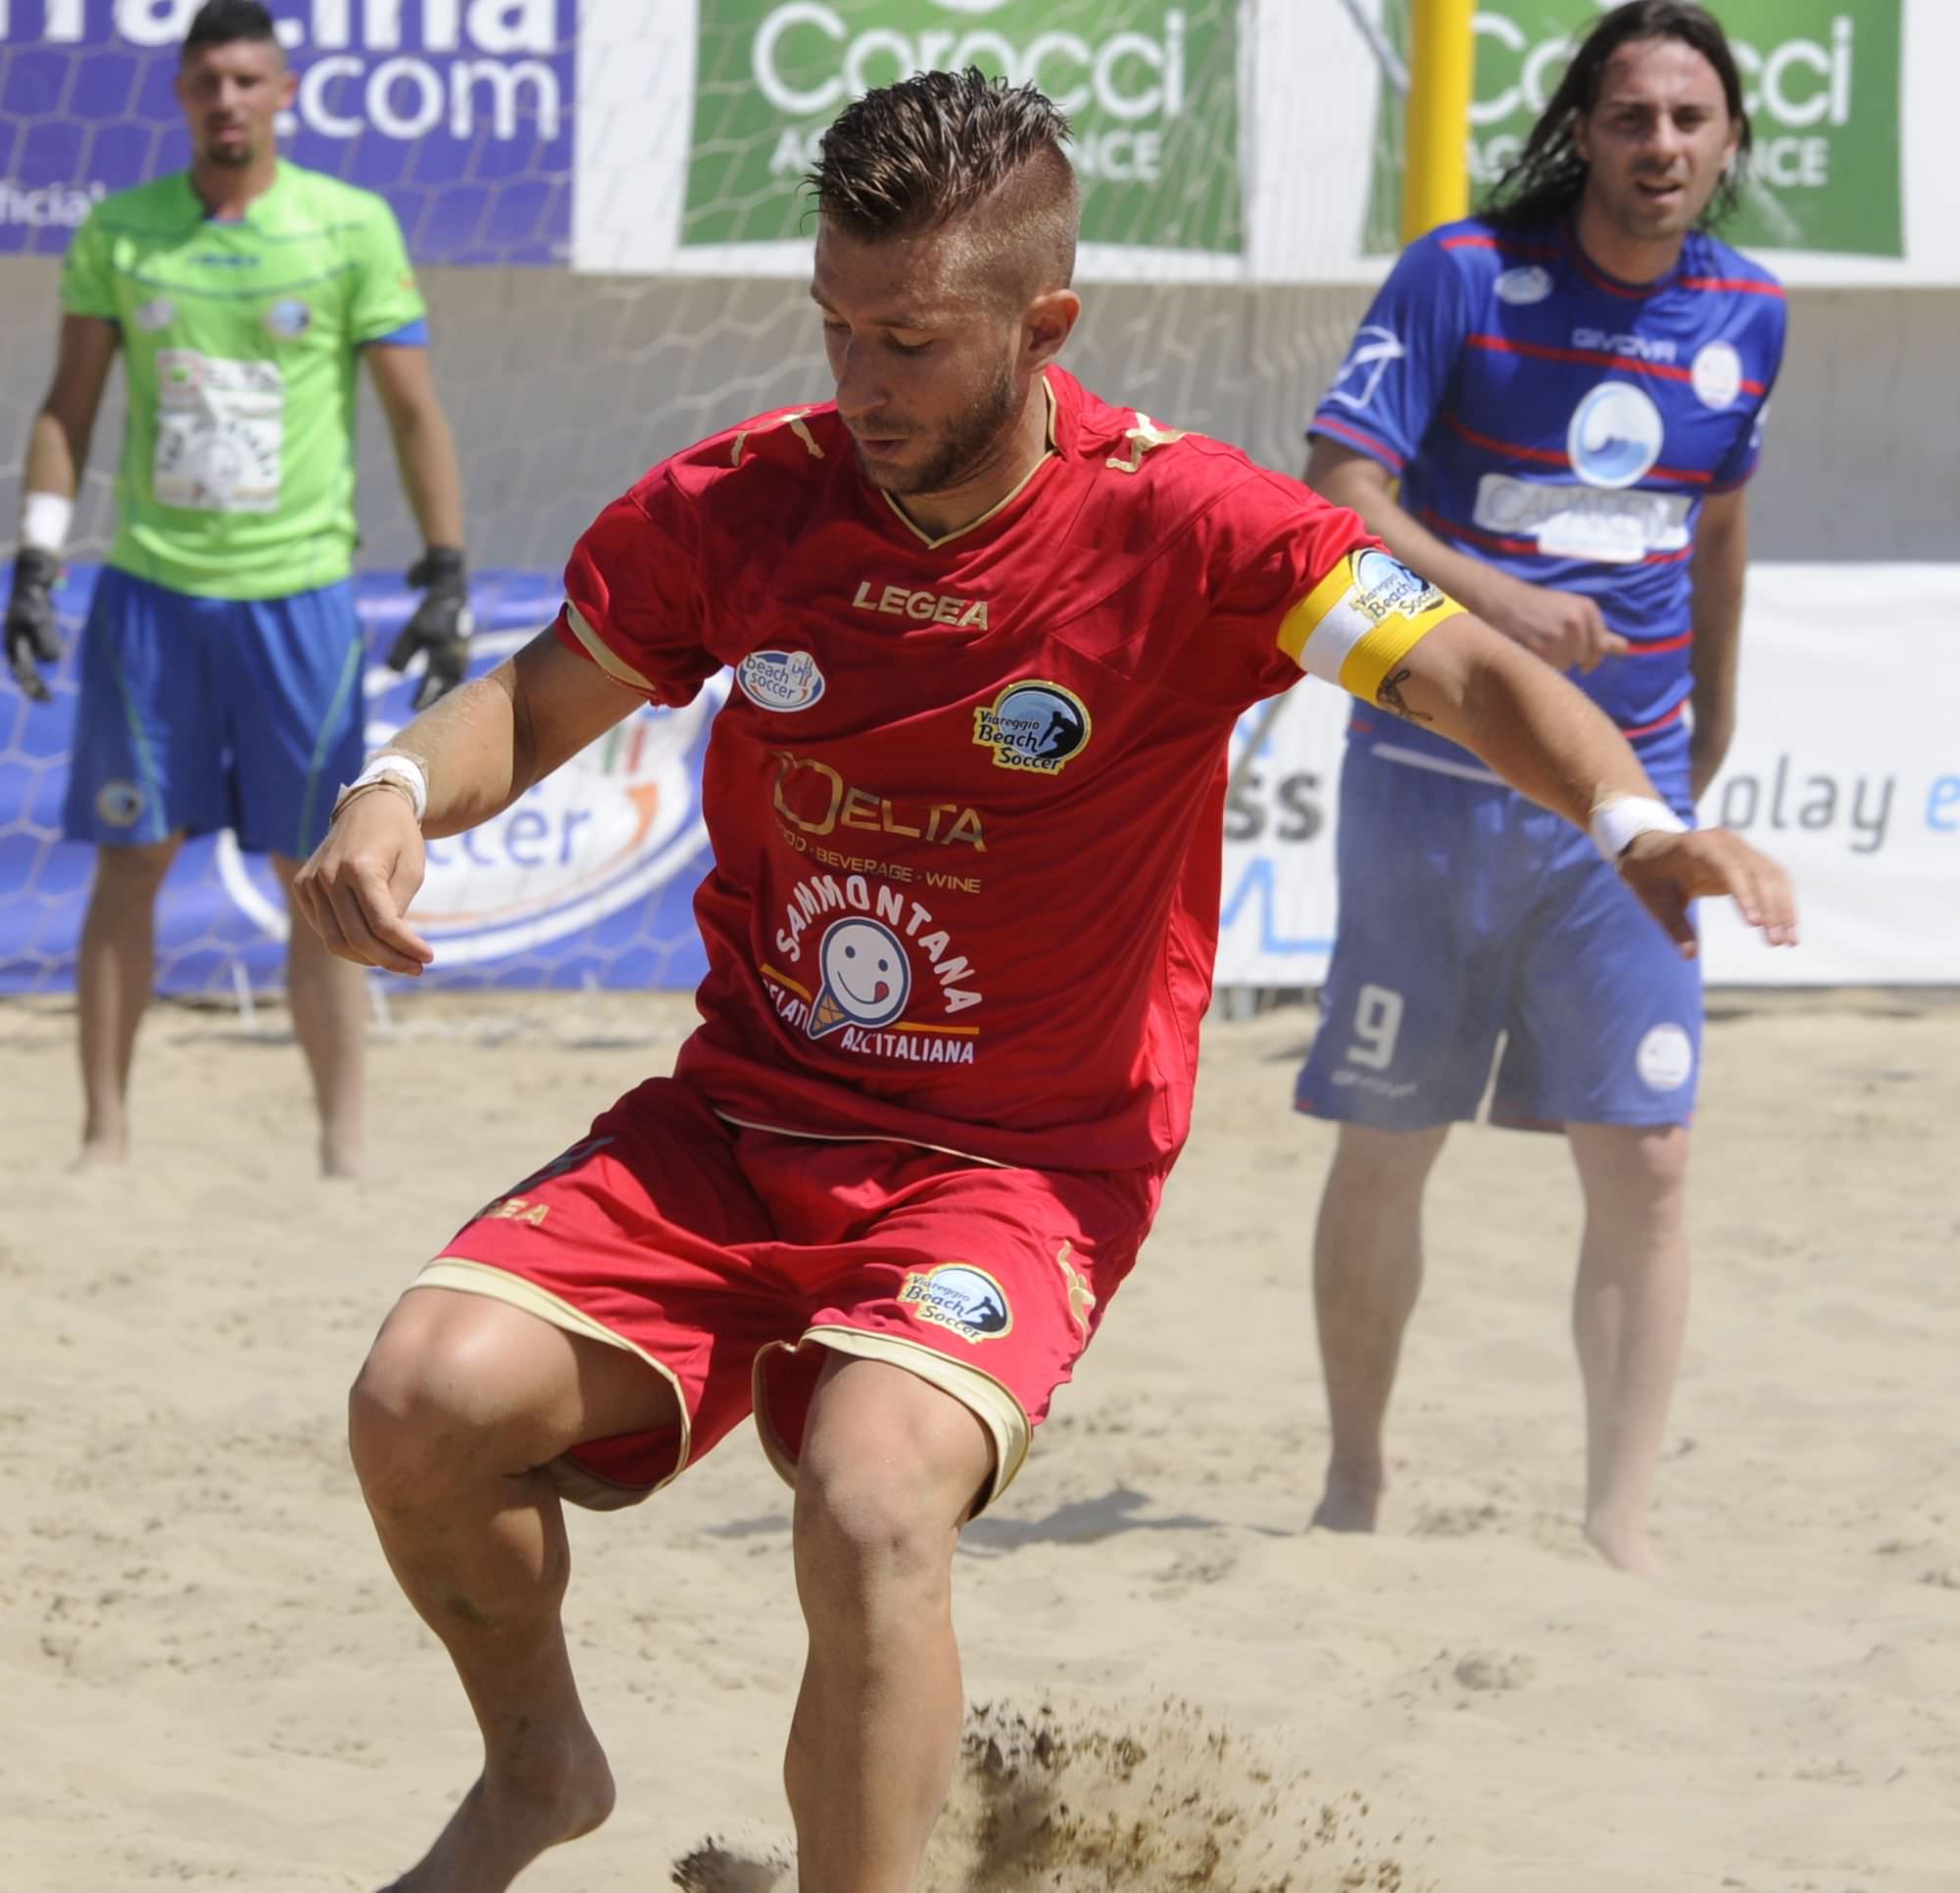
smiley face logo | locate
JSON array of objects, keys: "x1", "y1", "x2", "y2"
[{"x1": 807, "y1": 916, "x2": 911, "y2": 1039}]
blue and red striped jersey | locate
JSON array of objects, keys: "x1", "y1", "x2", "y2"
[{"x1": 1310, "y1": 215, "x2": 1787, "y2": 760}]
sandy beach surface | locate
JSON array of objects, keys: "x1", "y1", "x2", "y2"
[{"x1": 3, "y1": 985, "x2": 1955, "y2": 1891}]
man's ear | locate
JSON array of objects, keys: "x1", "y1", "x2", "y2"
[{"x1": 1023, "y1": 288, "x2": 1082, "y2": 369}]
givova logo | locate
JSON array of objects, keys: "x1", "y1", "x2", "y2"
[
  {"x1": 220, "y1": 627, "x2": 722, "y2": 963},
  {"x1": 684, "y1": 0, "x2": 1244, "y2": 255}
]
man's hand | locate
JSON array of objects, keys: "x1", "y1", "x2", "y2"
[
  {"x1": 388, "y1": 548, "x2": 473, "y2": 711},
  {"x1": 6, "y1": 548, "x2": 63, "y2": 703},
  {"x1": 291, "y1": 786, "x2": 436, "y2": 978},
  {"x1": 1617, "y1": 827, "x2": 1797, "y2": 958},
  {"x1": 1487, "y1": 575, "x2": 1630, "y2": 674}
]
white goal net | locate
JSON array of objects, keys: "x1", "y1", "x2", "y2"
[{"x1": 0, "y1": 0, "x2": 1397, "y2": 999}]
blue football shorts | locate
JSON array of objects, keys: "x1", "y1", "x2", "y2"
[
  {"x1": 1296, "y1": 726, "x2": 1703, "y2": 1133},
  {"x1": 62, "y1": 565, "x2": 368, "y2": 858}
]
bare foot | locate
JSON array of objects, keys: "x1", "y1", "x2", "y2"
[
  {"x1": 71, "y1": 1135, "x2": 127, "y2": 1172},
  {"x1": 1584, "y1": 1511, "x2": 1662, "y2": 1577},
  {"x1": 381, "y1": 1727, "x2": 615, "y2": 1893},
  {"x1": 1310, "y1": 1465, "x2": 1383, "y2": 1533},
  {"x1": 319, "y1": 1131, "x2": 363, "y2": 1181}
]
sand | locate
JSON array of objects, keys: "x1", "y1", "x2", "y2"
[{"x1": 3, "y1": 985, "x2": 1956, "y2": 1891}]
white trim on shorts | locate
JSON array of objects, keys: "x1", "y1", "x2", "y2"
[
  {"x1": 413, "y1": 1258, "x2": 693, "y2": 1511},
  {"x1": 752, "y1": 1327, "x2": 1031, "y2": 1517}
]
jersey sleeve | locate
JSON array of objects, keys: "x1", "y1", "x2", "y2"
[
  {"x1": 346, "y1": 199, "x2": 428, "y2": 346},
  {"x1": 553, "y1": 475, "x2": 722, "y2": 709},
  {"x1": 1709, "y1": 296, "x2": 1789, "y2": 492},
  {"x1": 1190, "y1": 470, "x2": 1466, "y2": 710},
  {"x1": 59, "y1": 207, "x2": 119, "y2": 321},
  {"x1": 1307, "y1": 231, "x2": 1471, "y2": 474}
]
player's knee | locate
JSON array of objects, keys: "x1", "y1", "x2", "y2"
[
  {"x1": 793, "y1": 1386, "x2": 979, "y2": 1610},
  {"x1": 794, "y1": 1461, "x2": 954, "y2": 1618},
  {"x1": 91, "y1": 840, "x2": 177, "y2": 893},
  {"x1": 347, "y1": 1296, "x2": 520, "y2": 1507},
  {"x1": 1329, "y1": 1122, "x2": 1446, "y2": 1197},
  {"x1": 1576, "y1": 1123, "x2": 1691, "y2": 1221}
]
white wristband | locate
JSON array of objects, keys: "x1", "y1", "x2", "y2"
[
  {"x1": 1590, "y1": 793, "x2": 1688, "y2": 865},
  {"x1": 336, "y1": 753, "x2": 428, "y2": 826},
  {"x1": 22, "y1": 491, "x2": 74, "y2": 555}
]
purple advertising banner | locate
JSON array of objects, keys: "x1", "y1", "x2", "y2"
[
  {"x1": 0, "y1": 0, "x2": 573, "y2": 265},
  {"x1": 0, "y1": 565, "x2": 719, "y2": 997}
]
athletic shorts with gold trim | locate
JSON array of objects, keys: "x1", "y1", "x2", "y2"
[{"x1": 416, "y1": 1075, "x2": 1161, "y2": 1515}]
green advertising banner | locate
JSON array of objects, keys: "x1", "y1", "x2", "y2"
[
  {"x1": 1365, "y1": 1, "x2": 1902, "y2": 259},
  {"x1": 682, "y1": 1, "x2": 1243, "y2": 256}
]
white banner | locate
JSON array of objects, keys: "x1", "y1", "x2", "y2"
[{"x1": 1216, "y1": 563, "x2": 1960, "y2": 990}]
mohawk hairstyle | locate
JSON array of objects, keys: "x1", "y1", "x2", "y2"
[
  {"x1": 808, "y1": 68, "x2": 1079, "y2": 301},
  {"x1": 182, "y1": 0, "x2": 280, "y2": 59}
]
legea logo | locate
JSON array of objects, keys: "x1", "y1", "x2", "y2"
[
  {"x1": 1566, "y1": 383, "x2": 1664, "y2": 490},
  {"x1": 219, "y1": 628, "x2": 722, "y2": 963}
]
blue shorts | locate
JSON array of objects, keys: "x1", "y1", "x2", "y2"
[
  {"x1": 62, "y1": 566, "x2": 367, "y2": 858},
  {"x1": 1296, "y1": 731, "x2": 1702, "y2": 1133}
]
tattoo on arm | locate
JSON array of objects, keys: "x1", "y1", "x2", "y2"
[{"x1": 1375, "y1": 666, "x2": 1433, "y2": 724}]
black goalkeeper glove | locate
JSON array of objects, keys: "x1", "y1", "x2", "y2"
[
  {"x1": 389, "y1": 546, "x2": 473, "y2": 712},
  {"x1": 6, "y1": 546, "x2": 63, "y2": 704}
]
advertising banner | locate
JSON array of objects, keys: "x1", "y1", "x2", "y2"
[
  {"x1": 0, "y1": 566, "x2": 716, "y2": 995},
  {"x1": 680, "y1": 0, "x2": 1242, "y2": 257},
  {"x1": 0, "y1": 0, "x2": 573, "y2": 266},
  {"x1": 1362, "y1": 0, "x2": 1904, "y2": 261},
  {"x1": 1216, "y1": 565, "x2": 1960, "y2": 991},
  {"x1": 5, "y1": 563, "x2": 1953, "y2": 997}
]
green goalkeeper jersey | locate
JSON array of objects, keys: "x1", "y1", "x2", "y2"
[{"x1": 61, "y1": 163, "x2": 428, "y2": 601}]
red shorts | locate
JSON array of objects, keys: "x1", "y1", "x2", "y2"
[{"x1": 418, "y1": 1076, "x2": 1161, "y2": 1513}]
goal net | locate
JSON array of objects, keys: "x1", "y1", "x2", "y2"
[{"x1": 0, "y1": 0, "x2": 1397, "y2": 998}]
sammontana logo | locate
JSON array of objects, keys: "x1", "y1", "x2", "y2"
[{"x1": 971, "y1": 680, "x2": 1092, "y2": 775}]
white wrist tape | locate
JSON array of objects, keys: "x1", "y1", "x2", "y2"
[
  {"x1": 1590, "y1": 793, "x2": 1688, "y2": 865},
  {"x1": 338, "y1": 753, "x2": 428, "y2": 826},
  {"x1": 22, "y1": 491, "x2": 74, "y2": 555}
]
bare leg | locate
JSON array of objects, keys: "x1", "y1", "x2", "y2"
[
  {"x1": 1310, "y1": 1122, "x2": 1450, "y2": 1530},
  {"x1": 271, "y1": 852, "x2": 367, "y2": 1179},
  {"x1": 784, "y1": 1353, "x2": 993, "y2": 1893},
  {"x1": 1566, "y1": 1122, "x2": 1691, "y2": 1577},
  {"x1": 348, "y1": 1286, "x2": 683, "y2": 1892},
  {"x1": 74, "y1": 837, "x2": 181, "y2": 1166}
]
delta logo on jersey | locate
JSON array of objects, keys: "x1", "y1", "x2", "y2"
[
  {"x1": 971, "y1": 680, "x2": 1092, "y2": 775},
  {"x1": 764, "y1": 883, "x2": 983, "y2": 1065}
]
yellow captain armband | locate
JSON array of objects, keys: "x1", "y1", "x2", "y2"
[{"x1": 1276, "y1": 549, "x2": 1463, "y2": 703}]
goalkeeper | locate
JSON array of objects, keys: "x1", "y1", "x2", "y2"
[{"x1": 3, "y1": 0, "x2": 470, "y2": 1176}]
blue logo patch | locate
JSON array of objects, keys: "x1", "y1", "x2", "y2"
[
  {"x1": 265, "y1": 299, "x2": 313, "y2": 339},
  {"x1": 1567, "y1": 382, "x2": 1664, "y2": 490}
]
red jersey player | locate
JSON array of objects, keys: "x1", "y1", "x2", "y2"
[{"x1": 296, "y1": 70, "x2": 1795, "y2": 1893}]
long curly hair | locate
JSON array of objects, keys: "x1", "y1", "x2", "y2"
[{"x1": 1481, "y1": 0, "x2": 1752, "y2": 232}]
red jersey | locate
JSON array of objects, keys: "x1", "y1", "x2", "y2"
[{"x1": 555, "y1": 367, "x2": 1458, "y2": 1173}]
